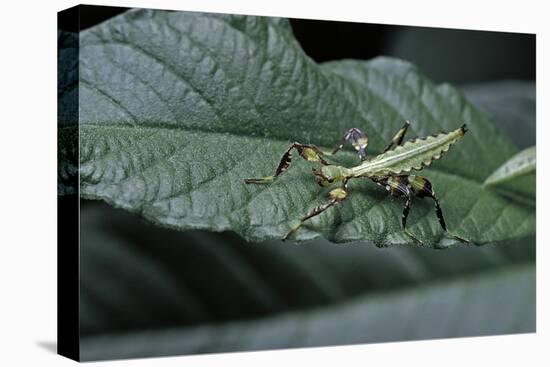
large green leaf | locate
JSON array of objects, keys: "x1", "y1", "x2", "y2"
[
  {"x1": 78, "y1": 201, "x2": 535, "y2": 360},
  {"x1": 66, "y1": 9, "x2": 535, "y2": 247}
]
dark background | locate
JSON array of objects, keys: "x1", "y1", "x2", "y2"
[{"x1": 59, "y1": 5, "x2": 535, "y2": 85}]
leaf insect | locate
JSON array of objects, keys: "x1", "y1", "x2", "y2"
[{"x1": 245, "y1": 121, "x2": 469, "y2": 244}]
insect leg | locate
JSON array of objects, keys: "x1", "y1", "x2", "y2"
[
  {"x1": 401, "y1": 192, "x2": 425, "y2": 245},
  {"x1": 330, "y1": 128, "x2": 369, "y2": 161},
  {"x1": 371, "y1": 175, "x2": 425, "y2": 244},
  {"x1": 283, "y1": 185, "x2": 348, "y2": 241},
  {"x1": 381, "y1": 120, "x2": 410, "y2": 153},
  {"x1": 408, "y1": 175, "x2": 469, "y2": 243},
  {"x1": 245, "y1": 142, "x2": 328, "y2": 184},
  {"x1": 430, "y1": 193, "x2": 469, "y2": 243}
]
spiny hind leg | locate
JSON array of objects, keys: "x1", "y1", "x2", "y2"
[
  {"x1": 283, "y1": 185, "x2": 348, "y2": 241},
  {"x1": 429, "y1": 192, "x2": 469, "y2": 243},
  {"x1": 401, "y1": 193, "x2": 425, "y2": 245},
  {"x1": 245, "y1": 142, "x2": 328, "y2": 184},
  {"x1": 408, "y1": 175, "x2": 469, "y2": 243},
  {"x1": 330, "y1": 128, "x2": 369, "y2": 161},
  {"x1": 371, "y1": 175, "x2": 424, "y2": 244},
  {"x1": 382, "y1": 120, "x2": 410, "y2": 153},
  {"x1": 374, "y1": 174, "x2": 467, "y2": 244}
]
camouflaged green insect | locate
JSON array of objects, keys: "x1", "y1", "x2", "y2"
[{"x1": 245, "y1": 121, "x2": 468, "y2": 244}]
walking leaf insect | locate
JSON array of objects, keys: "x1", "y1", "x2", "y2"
[{"x1": 245, "y1": 121, "x2": 469, "y2": 244}]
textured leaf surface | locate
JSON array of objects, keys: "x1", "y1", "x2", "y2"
[
  {"x1": 68, "y1": 9, "x2": 535, "y2": 247},
  {"x1": 78, "y1": 201, "x2": 535, "y2": 360}
]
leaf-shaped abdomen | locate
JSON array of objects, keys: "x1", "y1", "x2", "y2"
[{"x1": 352, "y1": 125, "x2": 467, "y2": 177}]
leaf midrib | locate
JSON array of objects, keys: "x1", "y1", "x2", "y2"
[
  {"x1": 79, "y1": 123, "x2": 483, "y2": 186},
  {"x1": 78, "y1": 124, "x2": 535, "y2": 247}
]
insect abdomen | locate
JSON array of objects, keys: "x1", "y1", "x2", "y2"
[{"x1": 353, "y1": 125, "x2": 467, "y2": 177}]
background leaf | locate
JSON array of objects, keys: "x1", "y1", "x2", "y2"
[
  {"x1": 462, "y1": 81, "x2": 535, "y2": 150},
  {"x1": 484, "y1": 146, "x2": 535, "y2": 187},
  {"x1": 68, "y1": 9, "x2": 535, "y2": 247},
  {"x1": 81, "y1": 264, "x2": 534, "y2": 361},
  {"x1": 464, "y1": 83, "x2": 536, "y2": 205},
  {"x1": 78, "y1": 200, "x2": 535, "y2": 361},
  {"x1": 385, "y1": 28, "x2": 535, "y2": 84}
]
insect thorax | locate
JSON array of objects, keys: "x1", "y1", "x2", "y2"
[{"x1": 313, "y1": 165, "x2": 351, "y2": 186}]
